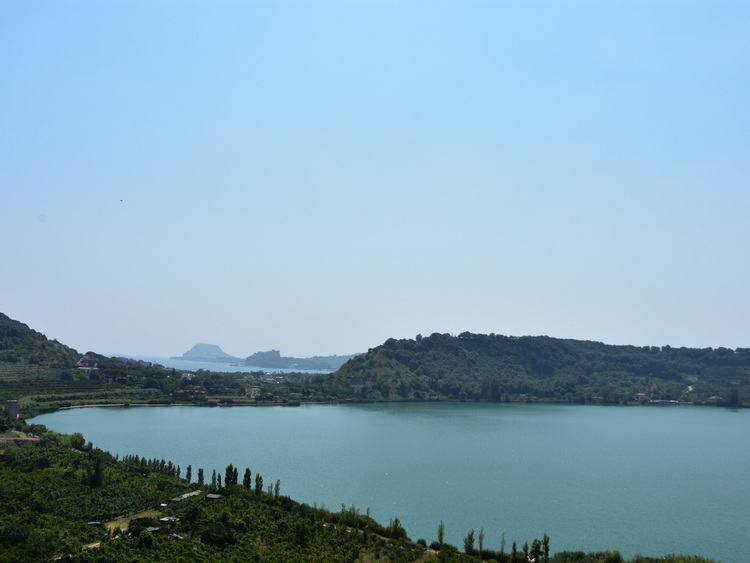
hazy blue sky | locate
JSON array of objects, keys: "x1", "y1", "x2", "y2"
[{"x1": 2, "y1": 1, "x2": 749, "y2": 358}]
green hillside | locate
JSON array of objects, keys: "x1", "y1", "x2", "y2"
[
  {"x1": 0, "y1": 426, "x2": 431, "y2": 562},
  {"x1": 4, "y1": 312, "x2": 748, "y2": 415},
  {"x1": 0, "y1": 314, "x2": 725, "y2": 561},
  {"x1": 0, "y1": 312, "x2": 330, "y2": 416},
  {"x1": 0, "y1": 313, "x2": 79, "y2": 367},
  {"x1": 321, "y1": 332, "x2": 750, "y2": 406},
  {"x1": 0, "y1": 313, "x2": 190, "y2": 413}
]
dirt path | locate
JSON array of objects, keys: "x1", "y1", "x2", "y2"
[
  {"x1": 0, "y1": 431, "x2": 39, "y2": 450},
  {"x1": 105, "y1": 509, "x2": 161, "y2": 532}
]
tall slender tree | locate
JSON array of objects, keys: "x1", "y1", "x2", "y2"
[
  {"x1": 463, "y1": 529, "x2": 475, "y2": 555},
  {"x1": 531, "y1": 538, "x2": 542, "y2": 562}
]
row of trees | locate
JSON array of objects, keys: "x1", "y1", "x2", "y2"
[
  {"x1": 435, "y1": 520, "x2": 551, "y2": 562},
  {"x1": 115, "y1": 456, "x2": 280, "y2": 501}
]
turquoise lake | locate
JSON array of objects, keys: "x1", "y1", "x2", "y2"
[{"x1": 33, "y1": 403, "x2": 750, "y2": 562}]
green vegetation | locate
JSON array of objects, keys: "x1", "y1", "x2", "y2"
[
  {"x1": 0, "y1": 313, "x2": 79, "y2": 367},
  {"x1": 0, "y1": 313, "x2": 725, "y2": 561},
  {"x1": 0, "y1": 424, "x2": 423, "y2": 561},
  {"x1": 320, "y1": 332, "x2": 750, "y2": 406},
  {"x1": 244, "y1": 349, "x2": 359, "y2": 371},
  {"x1": 0, "y1": 313, "x2": 329, "y2": 416},
  {"x1": 0, "y1": 424, "x2": 716, "y2": 562},
  {"x1": 3, "y1": 313, "x2": 748, "y2": 414}
]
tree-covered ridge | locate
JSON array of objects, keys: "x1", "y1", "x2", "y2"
[
  {"x1": 0, "y1": 313, "x2": 79, "y2": 367},
  {"x1": 322, "y1": 333, "x2": 750, "y2": 406},
  {"x1": 2, "y1": 312, "x2": 749, "y2": 412},
  {"x1": 244, "y1": 349, "x2": 359, "y2": 371}
]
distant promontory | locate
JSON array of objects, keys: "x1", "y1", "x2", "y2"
[
  {"x1": 172, "y1": 344, "x2": 242, "y2": 364},
  {"x1": 244, "y1": 349, "x2": 358, "y2": 371},
  {"x1": 173, "y1": 343, "x2": 359, "y2": 371}
]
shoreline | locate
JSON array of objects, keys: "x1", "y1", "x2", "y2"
[
  {"x1": 55, "y1": 400, "x2": 338, "y2": 411},
  {"x1": 45, "y1": 397, "x2": 714, "y2": 415}
]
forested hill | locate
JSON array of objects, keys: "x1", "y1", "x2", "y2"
[
  {"x1": 321, "y1": 332, "x2": 750, "y2": 407},
  {"x1": 244, "y1": 349, "x2": 359, "y2": 371},
  {"x1": 0, "y1": 313, "x2": 79, "y2": 367}
]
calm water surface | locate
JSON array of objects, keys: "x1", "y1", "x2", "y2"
[
  {"x1": 33, "y1": 403, "x2": 749, "y2": 562},
  {"x1": 122, "y1": 355, "x2": 328, "y2": 374}
]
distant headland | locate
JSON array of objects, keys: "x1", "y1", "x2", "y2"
[
  {"x1": 172, "y1": 343, "x2": 242, "y2": 363},
  {"x1": 173, "y1": 343, "x2": 359, "y2": 371}
]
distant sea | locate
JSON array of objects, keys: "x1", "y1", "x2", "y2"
[{"x1": 118, "y1": 355, "x2": 330, "y2": 374}]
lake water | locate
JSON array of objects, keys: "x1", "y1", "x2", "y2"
[{"x1": 32, "y1": 403, "x2": 749, "y2": 562}]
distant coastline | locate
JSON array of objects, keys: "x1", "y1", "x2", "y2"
[
  {"x1": 122, "y1": 355, "x2": 332, "y2": 374},
  {"x1": 164, "y1": 343, "x2": 359, "y2": 372}
]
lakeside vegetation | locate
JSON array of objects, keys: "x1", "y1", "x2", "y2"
[
  {"x1": 0, "y1": 313, "x2": 342, "y2": 417},
  {"x1": 320, "y1": 332, "x2": 750, "y2": 406},
  {"x1": 0, "y1": 312, "x2": 734, "y2": 561},
  {"x1": 0, "y1": 423, "x2": 716, "y2": 563},
  {"x1": 2, "y1": 313, "x2": 749, "y2": 419}
]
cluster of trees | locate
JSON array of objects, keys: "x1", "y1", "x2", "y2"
[{"x1": 321, "y1": 333, "x2": 750, "y2": 406}]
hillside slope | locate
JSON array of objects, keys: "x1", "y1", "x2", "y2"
[
  {"x1": 0, "y1": 313, "x2": 79, "y2": 367},
  {"x1": 321, "y1": 332, "x2": 750, "y2": 406}
]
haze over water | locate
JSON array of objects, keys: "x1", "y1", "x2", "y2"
[{"x1": 34, "y1": 403, "x2": 750, "y2": 562}]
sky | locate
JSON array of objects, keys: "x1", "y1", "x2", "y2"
[{"x1": 2, "y1": 1, "x2": 749, "y2": 358}]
